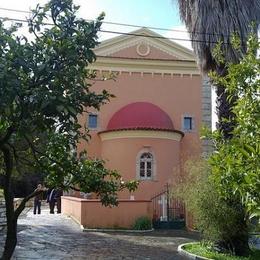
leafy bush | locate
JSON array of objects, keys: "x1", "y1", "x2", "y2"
[
  {"x1": 133, "y1": 216, "x2": 152, "y2": 230},
  {"x1": 173, "y1": 159, "x2": 247, "y2": 249}
]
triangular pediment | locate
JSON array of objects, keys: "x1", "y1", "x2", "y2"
[{"x1": 95, "y1": 28, "x2": 195, "y2": 61}]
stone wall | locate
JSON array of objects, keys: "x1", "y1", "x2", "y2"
[
  {"x1": 0, "y1": 199, "x2": 6, "y2": 231},
  {"x1": 202, "y1": 76, "x2": 213, "y2": 156}
]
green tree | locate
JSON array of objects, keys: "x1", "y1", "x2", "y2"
[
  {"x1": 176, "y1": 0, "x2": 260, "y2": 256},
  {"x1": 209, "y1": 33, "x2": 260, "y2": 222},
  {"x1": 0, "y1": 1, "x2": 137, "y2": 259},
  {"x1": 200, "y1": 34, "x2": 260, "y2": 255}
]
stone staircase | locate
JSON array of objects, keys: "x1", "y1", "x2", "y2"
[{"x1": 0, "y1": 199, "x2": 6, "y2": 231}]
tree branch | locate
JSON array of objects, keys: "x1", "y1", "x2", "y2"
[
  {"x1": 0, "y1": 125, "x2": 15, "y2": 148},
  {"x1": 1, "y1": 145, "x2": 15, "y2": 221},
  {"x1": 14, "y1": 189, "x2": 44, "y2": 219}
]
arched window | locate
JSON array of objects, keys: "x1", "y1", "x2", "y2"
[{"x1": 138, "y1": 152, "x2": 153, "y2": 179}]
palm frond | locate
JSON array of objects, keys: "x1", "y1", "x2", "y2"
[{"x1": 177, "y1": 0, "x2": 260, "y2": 73}]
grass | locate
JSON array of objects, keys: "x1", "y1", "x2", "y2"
[{"x1": 183, "y1": 243, "x2": 260, "y2": 260}]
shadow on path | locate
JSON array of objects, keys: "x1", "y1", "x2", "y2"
[{"x1": 1, "y1": 207, "x2": 199, "y2": 259}]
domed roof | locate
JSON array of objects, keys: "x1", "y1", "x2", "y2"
[{"x1": 106, "y1": 102, "x2": 174, "y2": 131}]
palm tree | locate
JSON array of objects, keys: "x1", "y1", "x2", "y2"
[
  {"x1": 177, "y1": 0, "x2": 260, "y2": 138},
  {"x1": 176, "y1": 0, "x2": 260, "y2": 256}
]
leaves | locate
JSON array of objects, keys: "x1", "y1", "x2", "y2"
[
  {"x1": 41, "y1": 133, "x2": 138, "y2": 206},
  {"x1": 208, "y1": 34, "x2": 260, "y2": 214},
  {"x1": 0, "y1": 0, "x2": 136, "y2": 207}
]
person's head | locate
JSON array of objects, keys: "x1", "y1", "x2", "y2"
[{"x1": 37, "y1": 184, "x2": 42, "y2": 189}]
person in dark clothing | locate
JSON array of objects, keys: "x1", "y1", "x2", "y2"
[
  {"x1": 33, "y1": 184, "x2": 43, "y2": 215},
  {"x1": 46, "y1": 188, "x2": 56, "y2": 214},
  {"x1": 55, "y1": 188, "x2": 63, "y2": 214}
]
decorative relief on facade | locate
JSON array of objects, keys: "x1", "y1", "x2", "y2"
[
  {"x1": 94, "y1": 28, "x2": 195, "y2": 60},
  {"x1": 136, "y1": 42, "x2": 150, "y2": 56}
]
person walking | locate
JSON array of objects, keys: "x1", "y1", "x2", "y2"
[
  {"x1": 47, "y1": 188, "x2": 56, "y2": 214},
  {"x1": 33, "y1": 184, "x2": 43, "y2": 215},
  {"x1": 55, "y1": 188, "x2": 63, "y2": 214}
]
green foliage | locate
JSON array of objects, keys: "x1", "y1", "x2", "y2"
[
  {"x1": 37, "y1": 133, "x2": 138, "y2": 206},
  {"x1": 133, "y1": 216, "x2": 152, "y2": 230},
  {"x1": 0, "y1": 189, "x2": 3, "y2": 198},
  {"x1": 174, "y1": 159, "x2": 246, "y2": 245},
  {"x1": 184, "y1": 242, "x2": 260, "y2": 260},
  {"x1": 0, "y1": 0, "x2": 138, "y2": 206},
  {"x1": 207, "y1": 34, "x2": 260, "y2": 214}
]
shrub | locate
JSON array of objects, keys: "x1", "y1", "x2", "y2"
[
  {"x1": 133, "y1": 216, "x2": 152, "y2": 230},
  {"x1": 173, "y1": 159, "x2": 246, "y2": 250}
]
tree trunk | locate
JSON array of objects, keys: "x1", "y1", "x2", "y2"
[
  {"x1": 216, "y1": 85, "x2": 236, "y2": 139},
  {"x1": 232, "y1": 227, "x2": 250, "y2": 256},
  {"x1": 226, "y1": 206, "x2": 250, "y2": 256},
  {"x1": 1, "y1": 146, "x2": 17, "y2": 260},
  {"x1": 1, "y1": 216, "x2": 17, "y2": 260}
]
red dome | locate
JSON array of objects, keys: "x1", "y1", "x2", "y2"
[{"x1": 107, "y1": 102, "x2": 174, "y2": 131}]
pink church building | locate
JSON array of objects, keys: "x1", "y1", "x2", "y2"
[{"x1": 62, "y1": 28, "x2": 211, "y2": 229}]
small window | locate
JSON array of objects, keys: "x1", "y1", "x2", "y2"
[
  {"x1": 88, "y1": 114, "x2": 98, "y2": 128},
  {"x1": 183, "y1": 116, "x2": 193, "y2": 131}
]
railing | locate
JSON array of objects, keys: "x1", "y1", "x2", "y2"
[{"x1": 151, "y1": 184, "x2": 185, "y2": 228}]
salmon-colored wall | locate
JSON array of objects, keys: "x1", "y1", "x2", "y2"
[
  {"x1": 75, "y1": 42, "x2": 203, "y2": 221},
  {"x1": 72, "y1": 37, "x2": 203, "y2": 229},
  {"x1": 78, "y1": 72, "x2": 202, "y2": 158},
  {"x1": 111, "y1": 44, "x2": 180, "y2": 60},
  {"x1": 61, "y1": 196, "x2": 82, "y2": 225},
  {"x1": 76, "y1": 71, "x2": 202, "y2": 203},
  {"x1": 62, "y1": 196, "x2": 152, "y2": 229},
  {"x1": 101, "y1": 137, "x2": 181, "y2": 200}
]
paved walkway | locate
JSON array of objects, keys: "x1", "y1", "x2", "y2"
[{"x1": 2, "y1": 207, "x2": 199, "y2": 259}]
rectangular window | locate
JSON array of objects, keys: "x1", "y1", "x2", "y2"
[
  {"x1": 183, "y1": 116, "x2": 193, "y2": 130},
  {"x1": 88, "y1": 114, "x2": 98, "y2": 128}
]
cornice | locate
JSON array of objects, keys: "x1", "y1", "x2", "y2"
[
  {"x1": 99, "y1": 129, "x2": 184, "y2": 141},
  {"x1": 89, "y1": 56, "x2": 200, "y2": 75}
]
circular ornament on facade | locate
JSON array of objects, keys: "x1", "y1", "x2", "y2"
[{"x1": 136, "y1": 42, "x2": 150, "y2": 56}]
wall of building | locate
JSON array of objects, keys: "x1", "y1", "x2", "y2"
[
  {"x1": 100, "y1": 135, "x2": 181, "y2": 200},
  {"x1": 71, "y1": 30, "x2": 208, "y2": 230},
  {"x1": 76, "y1": 71, "x2": 202, "y2": 199},
  {"x1": 78, "y1": 72, "x2": 202, "y2": 158}
]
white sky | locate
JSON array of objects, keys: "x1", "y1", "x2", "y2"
[{"x1": 0, "y1": 0, "x2": 191, "y2": 47}]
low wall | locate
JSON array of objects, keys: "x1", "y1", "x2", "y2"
[
  {"x1": 62, "y1": 196, "x2": 152, "y2": 229},
  {"x1": 0, "y1": 199, "x2": 6, "y2": 231},
  {"x1": 61, "y1": 196, "x2": 82, "y2": 225}
]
